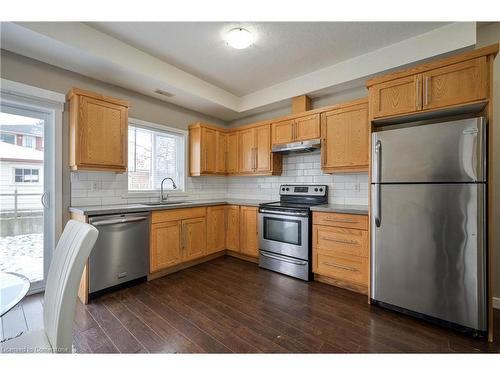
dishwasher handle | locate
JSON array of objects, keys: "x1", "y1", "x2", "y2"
[{"x1": 91, "y1": 216, "x2": 148, "y2": 227}]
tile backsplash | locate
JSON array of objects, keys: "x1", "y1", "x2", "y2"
[{"x1": 70, "y1": 151, "x2": 368, "y2": 207}]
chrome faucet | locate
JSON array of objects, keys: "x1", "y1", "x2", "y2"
[{"x1": 160, "y1": 177, "x2": 177, "y2": 202}]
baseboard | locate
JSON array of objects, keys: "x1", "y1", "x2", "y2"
[{"x1": 493, "y1": 297, "x2": 500, "y2": 310}]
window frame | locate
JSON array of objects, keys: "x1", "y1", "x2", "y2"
[
  {"x1": 126, "y1": 117, "x2": 187, "y2": 196},
  {"x1": 0, "y1": 132, "x2": 16, "y2": 144},
  {"x1": 22, "y1": 135, "x2": 36, "y2": 148},
  {"x1": 13, "y1": 167, "x2": 41, "y2": 184}
]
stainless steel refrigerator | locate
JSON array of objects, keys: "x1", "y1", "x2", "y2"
[{"x1": 371, "y1": 116, "x2": 487, "y2": 335}]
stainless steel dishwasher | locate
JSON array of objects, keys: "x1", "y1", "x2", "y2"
[{"x1": 88, "y1": 212, "x2": 150, "y2": 299}]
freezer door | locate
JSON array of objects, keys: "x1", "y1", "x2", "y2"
[
  {"x1": 371, "y1": 183, "x2": 486, "y2": 331},
  {"x1": 372, "y1": 117, "x2": 486, "y2": 183}
]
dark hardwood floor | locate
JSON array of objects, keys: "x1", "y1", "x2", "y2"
[{"x1": 2, "y1": 255, "x2": 500, "y2": 353}]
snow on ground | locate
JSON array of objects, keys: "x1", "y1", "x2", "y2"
[{"x1": 0, "y1": 233, "x2": 43, "y2": 282}]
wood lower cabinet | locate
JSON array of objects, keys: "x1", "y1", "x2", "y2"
[
  {"x1": 150, "y1": 220, "x2": 182, "y2": 273},
  {"x1": 321, "y1": 100, "x2": 369, "y2": 173},
  {"x1": 207, "y1": 206, "x2": 226, "y2": 254},
  {"x1": 313, "y1": 212, "x2": 369, "y2": 295},
  {"x1": 239, "y1": 206, "x2": 259, "y2": 257},
  {"x1": 67, "y1": 87, "x2": 129, "y2": 172},
  {"x1": 150, "y1": 208, "x2": 207, "y2": 273},
  {"x1": 182, "y1": 217, "x2": 206, "y2": 261},
  {"x1": 225, "y1": 205, "x2": 240, "y2": 251}
]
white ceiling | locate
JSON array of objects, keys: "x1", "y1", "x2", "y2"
[
  {"x1": 89, "y1": 22, "x2": 450, "y2": 96},
  {"x1": 1, "y1": 22, "x2": 477, "y2": 120}
]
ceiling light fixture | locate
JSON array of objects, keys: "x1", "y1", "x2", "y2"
[{"x1": 225, "y1": 28, "x2": 254, "y2": 49}]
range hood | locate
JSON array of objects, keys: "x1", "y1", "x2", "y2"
[{"x1": 271, "y1": 139, "x2": 321, "y2": 154}]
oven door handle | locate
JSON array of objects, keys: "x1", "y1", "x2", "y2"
[
  {"x1": 259, "y1": 208, "x2": 309, "y2": 217},
  {"x1": 260, "y1": 251, "x2": 307, "y2": 266}
]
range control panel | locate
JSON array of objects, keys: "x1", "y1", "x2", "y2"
[{"x1": 279, "y1": 184, "x2": 328, "y2": 196}]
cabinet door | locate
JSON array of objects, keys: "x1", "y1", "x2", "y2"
[
  {"x1": 295, "y1": 114, "x2": 320, "y2": 141},
  {"x1": 201, "y1": 127, "x2": 217, "y2": 173},
  {"x1": 150, "y1": 221, "x2": 182, "y2": 273},
  {"x1": 321, "y1": 103, "x2": 369, "y2": 172},
  {"x1": 240, "y1": 206, "x2": 259, "y2": 257},
  {"x1": 182, "y1": 217, "x2": 206, "y2": 261},
  {"x1": 207, "y1": 206, "x2": 226, "y2": 254},
  {"x1": 79, "y1": 96, "x2": 127, "y2": 169},
  {"x1": 422, "y1": 57, "x2": 488, "y2": 110},
  {"x1": 225, "y1": 205, "x2": 240, "y2": 251},
  {"x1": 271, "y1": 119, "x2": 294, "y2": 145},
  {"x1": 238, "y1": 128, "x2": 255, "y2": 173},
  {"x1": 226, "y1": 132, "x2": 239, "y2": 174},
  {"x1": 255, "y1": 125, "x2": 271, "y2": 172},
  {"x1": 370, "y1": 75, "x2": 421, "y2": 119},
  {"x1": 216, "y1": 132, "x2": 227, "y2": 174}
]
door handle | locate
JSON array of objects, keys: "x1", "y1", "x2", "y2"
[
  {"x1": 40, "y1": 191, "x2": 50, "y2": 209},
  {"x1": 374, "y1": 140, "x2": 382, "y2": 227},
  {"x1": 91, "y1": 216, "x2": 148, "y2": 226}
]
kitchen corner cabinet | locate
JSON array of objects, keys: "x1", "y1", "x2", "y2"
[
  {"x1": 368, "y1": 53, "x2": 491, "y2": 121},
  {"x1": 67, "y1": 87, "x2": 130, "y2": 173},
  {"x1": 150, "y1": 207, "x2": 207, "y2": 273},
  {"x1": 271, "y1": 113, "x2": 320, "y2": 145},
  {"x1": 239, "y1": 206, "x2": 259, "y2": 257},
  {"x1": 207, "y1": 206, "x2": 227, "y2": 254},
  {"x1": 321, "y1": 100, "x2": 369, "y2": 173}
]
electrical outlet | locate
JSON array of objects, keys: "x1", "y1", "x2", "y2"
[
  {"x1": 91, "y1": 182, "x2": 100, "y2": 191},
  {"x1": 354, "y1": 183, "x2": 360, "y2": 192}
]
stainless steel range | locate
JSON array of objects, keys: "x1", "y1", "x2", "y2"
[{"x1": 258, "y1": 184, "x2": 328, "y2": 280}]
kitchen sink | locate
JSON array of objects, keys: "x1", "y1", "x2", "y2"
[{"x1": 141, "y1": 201, "x2": 190, "y2": 206}]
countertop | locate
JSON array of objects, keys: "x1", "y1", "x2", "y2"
[
  {"x1": 69, "y1": 199, "x2": 265, "y2": 216},
  {"x1": 310, "y1": 204, "x2": 369, "y2": 215},
  {"x1": 70, "y1": 199, "x2": 369, "y2": 216}
]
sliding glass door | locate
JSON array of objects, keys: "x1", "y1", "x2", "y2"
[{"x1": 0, "y1": 103, "x2": 55, "y2": 293}]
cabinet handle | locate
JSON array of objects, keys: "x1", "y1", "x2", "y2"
[
  {"x1": 323, "y1": 261, "x2": 357, "y2": 272},
  {"x1": 416, "y1": 77, "x2": 421, "y2": 110},
  {"x1": 323, "y1": 217, "x2": 359, "y2": 224},
  {"x1": 320, "y1": 237, "x2": 358, "y2": 245},
  {"x1": 204, "y1": 147, "x2": 208, "y2": 171},
  {"x1": 254, "y1": 147, "x2": 258, "y2": 170},
  {"x1": 424, "y1": 76, "x2": 430, "y2": 107},
  {"x1": 321, "y1": 138, "x2": 327, "y2": 166},
  {"x1": 293, "y1": 123, "x2": 297, "y2": 140}
]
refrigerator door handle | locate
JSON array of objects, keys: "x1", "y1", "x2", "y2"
[{"x1": 374, "y1": 140, "x2": 382, "y2": 227}]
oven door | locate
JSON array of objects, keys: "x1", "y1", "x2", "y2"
[{"x1": 258, "y1": 210, "x2": 309, "y2": 260}]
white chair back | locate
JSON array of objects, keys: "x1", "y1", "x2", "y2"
[{"x1": 43, "y1": 220, "x2": 98, "y2": 353}]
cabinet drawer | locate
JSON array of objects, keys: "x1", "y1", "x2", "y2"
[
  {"x1": 313, "y1": 225, "x2": 368, "y2": 258},
  {"x1": 313, "y1": 212, "x2": 368, "y2": 230},
  {"x1": 313, "y1": 252, "x2": 368, "y2": 286},
  {"x1": 152, "y1": 207, "x2": 206, "y2": 224}
]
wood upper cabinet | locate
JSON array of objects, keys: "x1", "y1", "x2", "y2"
[
  {"x1": 150, "y1": 220, "x2": 182, "y2": 273},
  {"x1": 422, "y1": 57, "x2": 488, "y2": 110},
  {"x1": 189, "y1": 124, "x2": 227, "y2": 176},
  {"x1": 321, "y1": 100, "x2": 369, "y2": 173},
  {"x1": 201, "y1": 127, "x2": 217, "y2": 173},
  {"x1": 225, "y1": 205, "x2": 240, "y2": 251},
  {"x1": 226, "y1": 132, "x2": 239, "y2": 174},
  {"x1": 216, "y1": 132, "x2": 227, "y2": 174},
  {"x1": 239, "y1": 206, "x2": 259, "y2": 258},
  {"x1": 255, "y1": 125, "x2": 271, "y2": 172},
  {"x1": 67, "y1": 88, "x2": 129, "y2": 172},
  {"x1": 206, "y1": 206, "x2": 226, "y2": 254},
  {"x1": 370, "y1": 75, "x2": 421, "y2": 119},
  {"x1": 272, "y1": 119, "x2": 294, "y2": 145},
  {"x1": 182, "y1": 217, "x2": 206, "y2": 261},
  {"x1": 238, "y1": 128, "x2": 256, "y2": 174},
  {"x1": 367, "y1": 46, "x2": 497, "y2": 121},
  {"x1": 272, "y1": 114, "x2": 320, "y2": 145}
]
